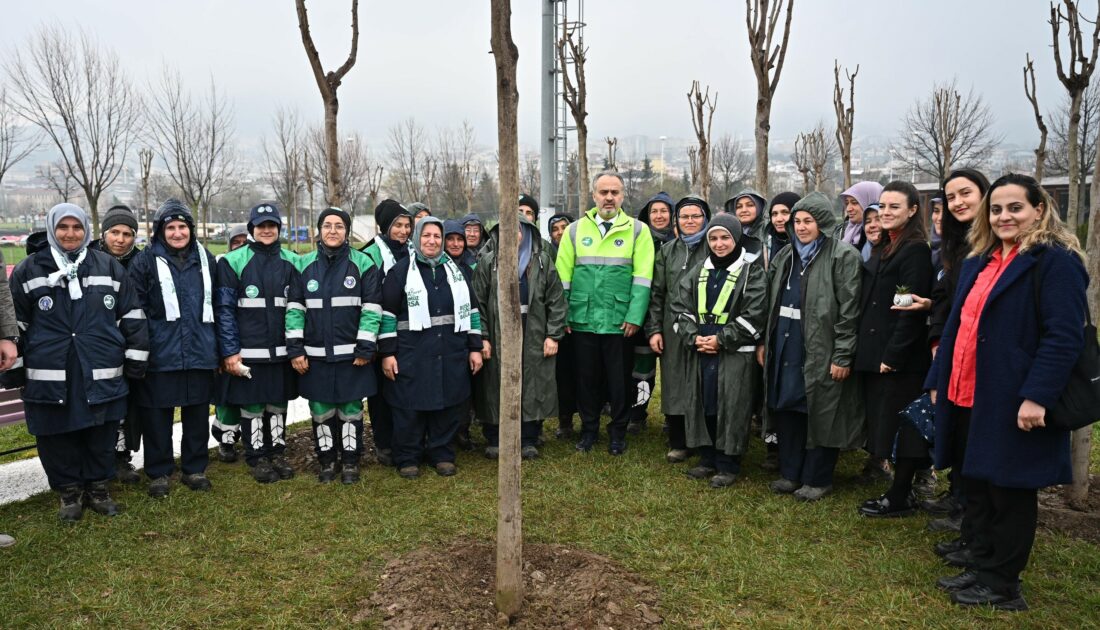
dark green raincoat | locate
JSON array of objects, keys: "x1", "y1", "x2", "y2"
[{"x1": 472, "y1": 217, "x2": 568, "y2": 425}]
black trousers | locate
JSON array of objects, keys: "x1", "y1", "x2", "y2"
[
  {"x1": 36, "y1": 421, "x2": 119, "y2": 490},
  {"x1": 772, "y1": 410, "x2": 840, "y2": 487},
  {"x1": 698, "y1": 415, "x2": 741, "y2": 473},
  {"x1": 367, "y1": 393, "x2": 393, "y2": 452},
  {"x1": 142, "y1": 405, "x2": 210, "y2": 479},
  {"x1": 666, "y1": 414, "x2": 687, "y2": 450},
  {"x1": 482, "y1": 420, "x2": 542, "y2": 448},
  {"x1": 392, "y1": 401, "x2": 465, "y2": 469},
  {"x1": 573, "y1": 331, "x2": 634, "y2": 443},
  {"x1": 964, "y1": 476, "x2": 1038, "y2": 591}
]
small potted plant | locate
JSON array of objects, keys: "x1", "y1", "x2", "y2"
[{"x1": 893, "y1": 284, "x2": 913, "y2": 308}]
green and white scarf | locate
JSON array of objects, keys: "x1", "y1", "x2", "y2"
[{"x1": 404, "y1": 256, "x2": 472, "y2": 332}]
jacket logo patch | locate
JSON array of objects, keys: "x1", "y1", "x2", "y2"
[
  {"x1": 581, "y1": 236, "x2": 593, "y2": 247},
  {"x1": 245, "y1": 285, "x2": 260, "y2": 298},
  {"x1": 614, "y1": 239, "x2": 624, "y2": 247},
  {"x1": 307, "y1": 279, "x2": 320, "y2": 292},
  {"x1": 344, "y1": 275, "x2": 357, "y2": 289},
  {"x1": 38, "y1": 296, "x2": 53, "y2": 311},
  {"x1": 103, "y1": 295, "x2": 116, "y2": 310}
]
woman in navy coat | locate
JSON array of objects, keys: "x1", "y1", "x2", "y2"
[{"x1": 927, "y1": 173, "x2": 1087, "y2": 611}]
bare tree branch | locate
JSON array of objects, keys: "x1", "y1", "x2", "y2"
[
  {"x1": 1024, "y1": 53, "x2": 1050, "y2": 183},
  {"x1": 745, "y1": 0, "x2": 795, "y2": 194},
  {"x1": 0, "y1": 86, "x2": 41, "y2": 187},
  {"x1": 687, "y1": 80, "x2": 718, "y2": 201},
  {"x1": 558, "y1": 16, "x2": 588, "y2": 215},
  {"x1": 833, "y1": 60, "x2": 858, "y2": 189},
  {"x1": 899, "y1": 79, "x2": 1001, "y2": 183}
]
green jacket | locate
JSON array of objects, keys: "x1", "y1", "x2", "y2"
[
  {"x1": 646, "y1": 237, "x2": 710, "y2": 415},
  {"x1": 472, "y1": 218, "x2": 568, "y2": 425},
  {"x1": 672, "y1": 251, "x2": 768, "y2": 456},
  {"x1": 555, "y1": 208, "x2": 655, "y2": 334},
  {"x1": 762, "y1": 196, "x2": 865, "y2": 450}
]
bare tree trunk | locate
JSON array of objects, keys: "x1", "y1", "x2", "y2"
[
  {"x1": 1068, "y1": 90, "x2": 1085, "y2": 227},
  {"x1": 605, "y1": 136, "x2": 617, "y2": 170},
  {"x1": 139, "y1": 148, "x2": 153, "y2": 238},
  {"x1": 1072, "y1": 123, "x2": 1100, "y2": 508},
  {"x1": 688, "y1": 81, "x2": 717, "y2": 201},
  {"x1": 1024, "y1": 54, "x2": 1049, "y2": 183},
  {"x1": 746, "y1": 0, "x2": 795, "y2": 196},
  {"x1": 559, "y1": 18, "x2": 588, "y2": 216},
  {"x1": 833, "y1": 61, "x2": 857, "y2": 190},
  {"x1": 490, "y1": 0, "x2": 523, "y2": 619},
  {"x1": 296, "y1": 0, "x2": 359, "y2": 208}
]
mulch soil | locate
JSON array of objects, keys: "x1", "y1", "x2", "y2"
[
  {"x1": 1038, "y1": 474, "x2": 1100, "y2": 545},
  {"x1": 358, "y1": 539, "x2": 663, "y2": 629}
]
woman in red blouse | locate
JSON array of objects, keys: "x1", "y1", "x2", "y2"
[{"x1": 926, "y1": 173, "x2": 1087, "y2": 611}]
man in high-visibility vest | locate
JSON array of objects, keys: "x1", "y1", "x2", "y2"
[{"x1": 555, "y1": 171, "x2": 655, "y2": 455}]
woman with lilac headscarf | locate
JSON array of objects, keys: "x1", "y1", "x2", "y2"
[{"x1": 834, "y1": 181, "x2": 884, "y2": 250}]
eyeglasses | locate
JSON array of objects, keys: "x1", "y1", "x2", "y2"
[
  {"x1": 679, "y1": 214, "x2": 705, "y2": 221},
  {"x1": 321, "y1": 223, "x2": 346, "y2": 232}
]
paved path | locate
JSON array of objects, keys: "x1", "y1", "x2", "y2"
[{"x1": 0, "y1": 398, "x2": 312, "y2": 506}]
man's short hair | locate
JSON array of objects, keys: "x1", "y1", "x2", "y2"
[{"x1": 590, "y1": 170, "x2": 625, "y2": 193}]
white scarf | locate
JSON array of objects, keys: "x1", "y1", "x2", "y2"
[
  {"x1": 404, "y1": 257, "x2": 472, "y2": 332},
  {"x1": 46, "y1": 247, "x2": 88, "y2": 300},
  {"x1": 376, "y1": 236, "x2": 412, "y2": 274},
  {"x1": 156, "y1": 248, "x2": 214, "y2": 323}
]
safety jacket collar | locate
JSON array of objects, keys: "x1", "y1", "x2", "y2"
[{"x1": 582, "y1": 207, "x2": 632, "y2": 238}]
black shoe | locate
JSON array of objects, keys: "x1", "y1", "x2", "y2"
[
  {"x1": 858, "y1": 494, "x2": 918, "y2": 518},
  {"x1": 375, "y1": 448, "x2": 393, "y2": 467},
  {"x1": 521, "y1": 446, "x2": 539, "y2": 460},
  {"x1": 626, "y1": 420, "x2": 646, "y2": 435},
  {"x1": 709, "y1": 472, "x2": 737, "y2": 488},
  {"x1": 951, "y1": 582, "x2": 1028, "y2": 611},
  {"x1": 608, "y1": 441, "x2": 627, "y2": 456},
  {"x1": 250, "y1": 459, "x2": 279, "y2": 484},
  {"x1": 318, "y1": 462, "x2": 337, "y2": 483},
  {"x1": 435, "y1": 462, "x2": 457, "y2": 477},
  {"x1": 943, "y1": 548, "x2": 974, "y2": 568},
  {"x1": 928, "y1": 514, "x2": 963, "y2": 533},
  {"x1": 115, "y1": 460, "x2": 141, "y2": 484},
  {"x1": 84, "y1": 481, "x2": 121, "y2": 516},
  {"x1": 920, "y1": 491, "x2": 960, "y2": 516},
  {"x1": 398, "y1": 465, "x2": 420, "y2": 479},
  {"x1": 341, "y1": 463, "x2": 360, "y2": 484},
  {"x1": 180, "y1": 473, "x2": 212, "y2": 492},
  {"x1": 686, "y1": 465, "x2": 717, "y2": 480},
  {"x1": 575, "y1": 435, "x2": 596, "y2": 453},
  {"x1": 147, "y1": 476, "x2": 170, "y2": 499},
  {"x1": 935, "y1": 538, "x2": 966, "y2": 558},
  {"x1": 937, "y1": 570, "x2": 979, "y2": 592},
  {"x1": 270, "y1": 455, "x2": 295, "y2": 480},
  {"x1": 217, "y1": 443, "x2": 238, "y2": 463},
  {"x1": 58, "y1": 485, "x2": 83, "y2": 522}
]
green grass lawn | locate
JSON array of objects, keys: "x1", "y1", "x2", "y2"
[{"x1": 1, "y1": 412, "x2": 1098, "y2": 628}]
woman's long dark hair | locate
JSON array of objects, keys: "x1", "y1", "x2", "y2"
[
  {"x1": 940, "y1": 168, "x2": 990, "y2": 273},
  {"x1": 881, "y1": 181, "x2": 928, "y2": 259}
]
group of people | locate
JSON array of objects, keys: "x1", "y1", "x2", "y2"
[{"x1": 1, "y1": 165, "x2": 1087, "y2": 612}]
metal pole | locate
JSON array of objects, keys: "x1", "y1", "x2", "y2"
[{"x1": 539, "y1": 0, "x2": 557, "y2": 215}]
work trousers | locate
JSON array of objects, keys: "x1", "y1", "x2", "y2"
[
  {"x1": 772, "y1": 410, "x2": 840, "y2": 487},
  {"x1": 964, "y1": 476, "x2": 1038, "y2": 591},
  {"x1": 392, "y1": 402, "x2": 466, "y2": 469},
  {"x1": 142, "y1": 405, "x2": 210, "y2": 479},
  {"x1": 573, "y1": 331, "x2": 634, "y2": 443},
  {"x1": 36, "y1": 421, "x2": 119, "y2": 490}
]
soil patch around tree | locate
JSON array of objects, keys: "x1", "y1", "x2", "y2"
[
  {"x1": 1038, "y1": 474, "x2": 1100, "y2": 545},
  {"x1": 358, "y1": 538, "x2": 663, "y2": 628},
  {"x1": 283, "y1": 423, "x2": 377, "y2": 473}
]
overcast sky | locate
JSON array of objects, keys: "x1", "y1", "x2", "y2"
[{"x1": 0, "y1": 0, "x2": 1091, "y2": 155}]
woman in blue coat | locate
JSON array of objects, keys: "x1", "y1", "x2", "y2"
[
  {"x1": 8, "y1": 204, "x2": 147, "y2": 520},
  {"x1": 379, "y1": 217, "x2": 484, "y2": 479},
  {"x1": 128, "y1": 200, "x2": 219, "y2": 498},
  {"x1": 926, "y1": 174, "x2": 1087, "y2": 611}
]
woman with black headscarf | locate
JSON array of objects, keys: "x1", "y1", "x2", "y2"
[
  {"x1": 128, "y1": 199, "x2": 219, "y2": 498},
  {"x1": 9, "y1": 203, "x2": 147, "y2": 520}
]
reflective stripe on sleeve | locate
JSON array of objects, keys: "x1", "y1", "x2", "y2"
[
  {"x1": 125, "y1": 349, "x2": 149, "y2": 361},
  {"x1": 92, "y1": 366, "x2": 124, "y2": 380},
  {"x1": 27, "y1": 368, "x2": 66, "y2": 381}
]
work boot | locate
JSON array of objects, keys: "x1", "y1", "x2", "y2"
[
  {"x1": 685, "y1": 465, "x2": 716, "y2": 480},
  {"x1": 928, "y1": 514, "x2": 963, "y2": 533},
  {"x1": 341, "y1": 463, "x2": 361, "y2": 485},
  {"x1": 794, "y1": 485, "x2": 833, "y2": 502},
  {"x1": 180, "y1": 473, "x2": 212, "y2": 492},
  {"x1": 951, "y1": 582, "x2": 1028, "y2": 611},
  {"x1": 250, "y1": 459, "x2": 279, "y2": 484},
  {"x1": 217, "y1": 443, "x2": 238, "y2": 463},
  {"x1": 318, "y1": 462, "x2": 337, "y2": 484},
  {"x1": 555, "y1": 418, "x2": 575, "y2": 441},
  {"x1": 709, "y1": 472, "x2": 738, "y2": 488},
  {"x1": 398, "y1": 465, "x2": 420, "y2": 479},
  {"x1": 913, "y1": 468, "x2": 938, "y2": 501},
  {"x1": 521, "y1": 446, "x2": 539, "y2": 460},
  {"x1": 435, "y1": 462, "x2": 457, "y2": 477},
  {"x1": 626, "y1": 419, "x2": 647, "y2": 435},
  {"x1": 270, "y1": 455, "x2": 295, "y2": 480},
  {"x1": 769, "y1": 478, "x2": 801, "y2": 494},
  {"x1": 84, "y1": 481, "x2": 121, "y2": 516},
  {"x1": 147, "y1": 476, "x2": 170, "y2": 499},
  {"x1": 920, "y1": 491, "x2": 960, "y2": 515},
  {"x1": 374, "y1": 448, "x2": 393, "y2": 467},
  {"x1": 58, "y1": 485, "x2": 84, "y2": 522},
  {"x1": 115, "y1": 458, "x2": 141, "y2": 484}
]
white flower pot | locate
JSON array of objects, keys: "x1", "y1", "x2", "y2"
[{"x1": 893, "y1": 294, "x2": 913, "y2": 307}]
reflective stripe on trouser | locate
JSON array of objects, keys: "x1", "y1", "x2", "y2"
[
  {"x1": 308, "y1": 400, "x2": 364, "y2": 464},
  {"x1": 211, "y1": 406, "x2": 241, "y2": 445},
  {"x1": 240, "y1": 403, "x2": 289, "y2": 465}
]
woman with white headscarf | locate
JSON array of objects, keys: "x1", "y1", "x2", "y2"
[{"x1": 6, "y1": 203, "x2": 148, "y2": 521}]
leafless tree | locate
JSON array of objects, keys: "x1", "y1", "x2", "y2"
[
  {"x1": 138, "y1": 147, "x2": 153, "y2": 236},
  {"x1": 388, "y1": 117, "x2": 430, "y2": 203},
  {"x1": 147, "y1": 66, "x2": 235, "y2": 243},
  {"x1": 746, "y1": 0, "x2": 795, "y2": 195},
  {"x1": 308, "y1": 125, "x2": 374, "y2": 218},
  {"x1": 833, "y1": 60, "x2": 858, "y2": 189},
  {"x1": 520, "y1": 152, "x2": 540, "y2": 200},
  {"x1": 687, "y1": 80, "x2": 717, "y2": 200},
  {"x1": 366, "y1": 161, "x2": 384, "y2": 212},
  {"x1": 1051, "y1": 0, "x2": 1100, "y2": 230},
  {"x1": 559, "y1": 16, "x2": 589, "y2": 214},
  {"x1": 687, "y1": 146, "x2": 700, "y2": 191},
  {"x1": 1046, "y1": 79, "x2": 1100, "y2": 184},
  {"x1": 295, "y1": 0, "x2": 359, "y2": 207},
  {"x1": 490, "y1": 0, "x2": 523, "y2": 618},
  {"x1": 791, "y1": 134, "x2": 811, "y2": 193},
  {"x1": 604, "y1": 136, "x2": 618, "y2": 170},
  {"x1": 4, "y1": 25, "x2": 142, "y2": 232},
  {"x1": 37, "y1": 160, "x2": 78, "y2": 203},
  {"x1": 437, "y1": 122, "x2": 479, "y2": 215},
  {"x1": 805, "y1": 122, "x2": 837, "y2": 191},
  {"x1": 1023, "y1": 54, "x2": 1049, "y2": 183},
  {"x1": 711, "y1": 134, "x2": 753, "y2": 203},
  {"x1": 263, "y1": 108, "x2": 303, "y2": 241},
  {"x1": 899, "y1": 79, "x2": 1001, "y2": 183},
  {"x1": 0, "y1": 86, "x2": 40, "y2": 187}
]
